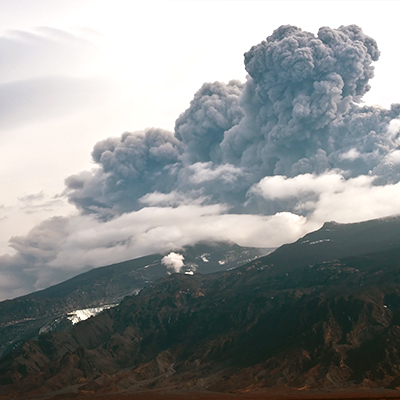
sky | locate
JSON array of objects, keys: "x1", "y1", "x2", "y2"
[{"x1": 1, "y1": 0, "x2": 400, "y2": 300}]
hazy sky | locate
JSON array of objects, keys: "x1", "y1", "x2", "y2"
[{"x1": 1, "y1": 1, "x2": 400, "y2": 300}]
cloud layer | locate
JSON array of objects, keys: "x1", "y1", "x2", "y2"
[
  {"x1": 2, "y1": 24, "x2": 400, "y2": 300},
  {"x1": 0, "y1": 28, "x2": 112, "y2": 131}
]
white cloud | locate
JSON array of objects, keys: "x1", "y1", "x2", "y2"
[
  {"x1": 387, "y1": 150, "x2": 400, "y2": 165},
  {"x1": 253, "y1": 172, "x2": 400, "y2": 225},
  {"x1": 139, "y1": 190, "x2": 207, "y2": 207},
  {"x1": 339, "y1": 148, "x2": 362, "y2": 161},
  {"x1": 188, "y1": 162, "x2": 245, "y2": 184},
  {"x1": 162, "y1": 252, "x2": 184, "y2": 273},
  {"x1": 387, "y1": 119, "x2": 400, "y2": 138},
  {"x1": 251, "y1": 172, "x2": 345, "y2": 200},
  {"x1": 0, "y1": 204, "x2": 312, "y2": 299},
  {"x1": 48, "y1": 205, "x2": 309, "y2": 271},
  {"x1": 311, "y1": 177, "x2": 400, "y2": 223}
]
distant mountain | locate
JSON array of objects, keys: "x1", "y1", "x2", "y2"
[
  {"x1": 3, "y1": 216, "x2": 400, "y2": 397},
  {"x1": 0, "y1": 242, "x2": 269, "y2": 359},
  {"x1": 261, "y1": 215, "x2": 400, "y2": 274}
]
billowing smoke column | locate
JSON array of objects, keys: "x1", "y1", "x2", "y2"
[
  {"x1": 221, "y1": 24, "x2": 387, "y2": 177},
  {"x1": 175, "y1": 80, "x2": 244, "y2": 165},
  {"x1": 64, "y1": 25, "x2": 400, "y2": 219},
  {"x1": 65, "y1": 128, "x2": 183, "y2": 217}
]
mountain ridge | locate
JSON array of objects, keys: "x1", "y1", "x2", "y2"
[
  {"x1": 0, "y1": 241, "x2": 269, "y2": 360},
  {"x1": 3, "y1": 216, "x2": 400, "y2": 397}
]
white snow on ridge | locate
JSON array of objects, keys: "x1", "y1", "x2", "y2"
[
  {"x1": 67, "y1": 304, "x2": 117, "y2": 325},
  {"x1": 201, "y1": 254, "x2": 209, "y2": 262},
  {"x1": 309, "y1": 239, "x2": 332, "y2": 245}
]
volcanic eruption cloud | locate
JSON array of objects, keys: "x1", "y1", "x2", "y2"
[{"x1": 3, "y1": 24, "x2": 400, "y2": 299}]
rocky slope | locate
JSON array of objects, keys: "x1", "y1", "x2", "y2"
[
  {"x1": 2, "y1": 217, "x2": 400, "y2": 397},
  {"x1": 0, "y1": 242, "x2": 268, "y2": 359}
]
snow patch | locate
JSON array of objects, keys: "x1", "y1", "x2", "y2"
[
  {"x1": 309, "y1": 239, "x2": 332, "y2": 245},
  {"x1": 201, "y1": 254, "x2": 209, "y2": 262},
  {"x1": 67, "y1": 304, "x2": 116, "y2": 325}
]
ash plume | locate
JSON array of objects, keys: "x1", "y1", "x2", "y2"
[
  {"x1": 3, "y1": 24, "x2": 400, "y2": 300},
  {"x1": 65, "y1": 128, "x2": 183, "y2": 217},
  {"x1": 175, "y1": 80, "x2": 244, "y2": 165},
  {"x1": 65, "y1": 24, "x2": 400, "y2": 220},
  {"x1": 220, "y1": 24, "x2": 386, "y2": 177}
]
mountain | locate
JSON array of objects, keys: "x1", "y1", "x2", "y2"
[
  {"x1": 263, "y1": 216, "x2": 400, "y2": 273},
  {"x1": 2, "y1": 216, "x2": 400, "y2": 397},
  {"x1": 0, "y1": 242, "x2": 269, "y2": 360}
]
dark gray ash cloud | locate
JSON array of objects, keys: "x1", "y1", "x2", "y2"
[
  {"x1": 65, "y1": 24, "x2": 400, "y2": 218},
  {"x1": 0, "y1": 217, "x2": 70, "y2": 298},
  {"x1": 220, "y1": 24, "x2": 385, "y2": 177},
  {"x1": 9, "y1": 217, "x2": 69, "y2": 266},
  {"x1": 175, "y1": 80, "x2": 244, "y2": 164},
  {"x1": 65, "y1": 128, "x2": 184, "y2": 217},
  {"x1": 3, "y1": 24, "x2": 400, "y2": 300}
]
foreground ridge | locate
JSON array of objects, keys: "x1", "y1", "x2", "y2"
[{"x1": 2, "y1": 217, "x2": 400, "y2": 397}]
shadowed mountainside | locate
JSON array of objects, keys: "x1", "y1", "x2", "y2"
[
  {"x1": 2, "y1": 217, "x2": 400, "y2": 397},
  {"x1": 0, "y1": 242, "x2": 269, "y2": 359}
]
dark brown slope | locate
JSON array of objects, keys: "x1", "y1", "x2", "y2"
[
  {"x1": 4, "y1": 238, "x2": 400, "y2": 396},
  {"x1": 0, "y1": 242, "x2": 266, "y2": 325},
  {"x1": 0, "y1": 242, "x2": 268, "y2": 359},
  {"x1": 3, "y1": 216, "x2": 400, "y2": 397},
  {"x1": 260, "y1": 216, "x2": 400, "y2": 274}
]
